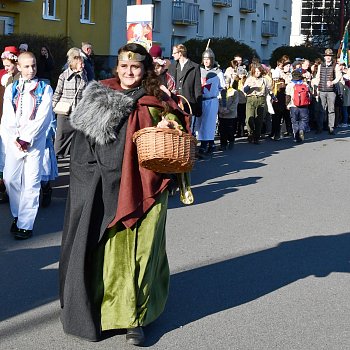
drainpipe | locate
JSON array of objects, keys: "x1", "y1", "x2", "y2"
[{"x1": 65, "y1": 0, "x2": 70, "y2": 38}]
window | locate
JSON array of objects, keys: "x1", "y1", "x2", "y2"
[
  {"x1": 251, "y1": 20, "x2": 256, "y2": 41},
  {"x1": 227, "y1": 16, "x2": 233, "y2": 37},
  {"x1": 213, "y1": 13, "x2": 219, "y2": 36},
  {"x1": 153, "y1": 1, "x2": 161, "y2": 32},
  {"x1": 42, "y1": 0, "x2": 56, "y2": 20},
  {"x1": 263, "y1": 3, "x2": 269, "y2": 19},
  {"x1": 197, "y1": 9, "x2": 204, "y2": 36},
  {"x1": 239, "y1": 18, "x2": 245, "y2": 39},
  {"x1": 81, "y1": 0, "x2": 92, "y2": 23}
]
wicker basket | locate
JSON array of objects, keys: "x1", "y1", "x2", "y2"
[{"x1": 132, "y1": 127, "x2": 197, "y2": 173}]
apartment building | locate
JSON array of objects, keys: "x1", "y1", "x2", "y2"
[
  {"x1": 290, "y1": 0, "x2": 340, "y2": 46},
  {"x1": 116, "y1": 0, "x2": 292, "y2": 62},
  {"x1": 0, "y1": 1, "x2": 292, "y2": 62}
]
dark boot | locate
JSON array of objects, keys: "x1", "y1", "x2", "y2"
[
  {"x1": 41, "y1": 183, "x2": 52, "y2": 208},
  {"x1": 0, "y1": 180, "x2": 8, "y2": 203}
]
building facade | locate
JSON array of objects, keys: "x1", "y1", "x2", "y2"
[
  {"x1": 117, "y1": 0, "x2": 292, "y2": 62},
  {"x1": 0, "y1": 0, "x2": 112, "y2": 55},
  {"x1": 0, "y1": 0, "x2": 292, "y2": 63},
  {"x1": 290, "y1": 0, "x2": 340, "y2": 46}
]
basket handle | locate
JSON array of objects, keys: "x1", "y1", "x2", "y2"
[{"x1": 176, "y1": 94, "x2": 193, "y2": 116}]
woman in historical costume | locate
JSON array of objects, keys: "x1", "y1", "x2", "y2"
[
  {"x1": 194, "y1": 47, "x2": 225, "y2": 156},
  {"x1": 59, "y1": 43, "x2": 190, "y2": 346}
]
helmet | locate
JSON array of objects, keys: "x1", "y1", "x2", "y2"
[{"x1": 202, "y1": 48, "x2": 215, "y2": 61}]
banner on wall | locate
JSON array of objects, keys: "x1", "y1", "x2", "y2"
[{"x1": 126, "y1": 5, "x2": 154, "y2": 51}]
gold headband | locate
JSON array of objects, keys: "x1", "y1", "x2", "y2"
[{"x1": 118, "y1": 51, "x2": 145, "y2": 62}]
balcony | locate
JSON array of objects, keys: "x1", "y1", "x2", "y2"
[
  {"x1": 212, "y1": 0, "x2": 232, "y2": 7},
  {"x1": 261, "y1": 20, "x2": 278, "y2": 37},
  {"x1": 172, "y1": 1, "x2": 199, "y2": 26},
  {"x1": 239, "y1": 0, "x2": 256, "y2": 13}
]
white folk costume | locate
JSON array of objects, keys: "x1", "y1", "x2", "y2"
[
  {"x1": 2, "y1": 78, "x2": 53, "y2": 230},
  {"x1": 194, "y1": 48, "x2": 225, "y2": 145}
]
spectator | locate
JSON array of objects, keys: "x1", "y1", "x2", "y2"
[
  {"x1": 168, "y1": 44, "x2": 202, "y2": 118},
  {"x1": 244, "y1": 64, "x2": 271, "y2": 144},
  {"x1": 37, "y1": 45, "x2": 55, "y2": 85},
  {"x1": 286, "y1": 69, "x2": 311, "y2": 142},
  {"x1": 315, "y1": 48, "x2": 342, "y2": 135},
  {"x1": 53, "y1": 51, "x2": 88, "y2": 158},
  {"x1": 218, "y1": 76, "x2": 238, "y2": 150},
  {"x1": 19, "y1": 43, "x2": 28, "y2": 53},
  {"x1": 235, "y1": 66, "x2": 248, "y2": 137},
  {"x1": 149, "y1": 44, "x2": 176, "y2": 93},
  {"x1": 338, "y1": 65, "x2": 350, "y2": 127},
  {"x1": 80, "y1": 42, "x2": 95, "y2": 81}
]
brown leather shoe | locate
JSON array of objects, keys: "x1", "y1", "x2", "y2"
[{"x1": 126, "y1": 326, "x2": 145, "y2": 346}]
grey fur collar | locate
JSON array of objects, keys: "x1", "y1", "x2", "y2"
[{"x1": 70, "y1": 81, "x2": 134, "y2": 145}]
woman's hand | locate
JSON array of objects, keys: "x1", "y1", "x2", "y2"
[{"x1": 160, "y1": 84, "x2": 171, "y2": 97}]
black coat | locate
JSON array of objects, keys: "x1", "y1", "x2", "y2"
[{"x1": 168, "y1": 59, "x2": 203, "y2": 116}]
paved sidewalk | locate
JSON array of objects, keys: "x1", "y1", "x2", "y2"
[{"x1": 1, "y1": 130, "x2": 350, "y2": 350}]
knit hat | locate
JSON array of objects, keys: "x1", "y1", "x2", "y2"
[
  {"x1": 19, "y1": 43, "x2": 28, "y2": 52},
  {"x1": 237, "y1": 66, "x2": 247, "y2": 76},
  {"x1": 292, "y1": 69, "x2": 303, "y2": 81},
  {"x1": 149, "y1": 44, "x2": 162, "y2": 58},
  {"x1": 1, "y1": 46, "x2": 20, "y2": 61}
]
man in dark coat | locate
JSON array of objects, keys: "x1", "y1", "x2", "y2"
[
  {"x1": 168, "y1": 44, "x2": 202, "y2": 118},
  {"x1": 80, "y1": 42, "x2": 95, "y2": 81}
]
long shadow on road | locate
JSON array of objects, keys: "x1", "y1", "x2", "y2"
[
  {"x1": 0, "y1": 245, "x2": 60, "y2": 321},
  {"x1": 146, "y1": 232, "x2": 350, "y2": 346},
  {"x1": 0, "y1": 130, "x2": 349, "y2": 338}
]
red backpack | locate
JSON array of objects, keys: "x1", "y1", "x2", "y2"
[{"x1": 293, "y1": 83, "x2": 311, "y2": 107}]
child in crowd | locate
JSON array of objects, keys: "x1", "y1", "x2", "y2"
[
  {"x1": 1, "y1": 52, "x2": 53, "y2": 239},
  {"x1": 218, "y1": 76, "x2": 239, "y2": 150},
  {"x1": 285, "y1": 69, "x2": 311, "y2": 142},
  {"x1": 235, "y1": 66, "x2": 247, "y2": 137}
]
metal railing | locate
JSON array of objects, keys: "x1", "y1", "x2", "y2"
[
  {"x1": 172, "y1": 1, "x2": 200, "y2": 25},
  {"x1": 261, "y1": 20, "x2": 278, "y2": 37},
  {"x1": 212, "y1": 0, "x2": 232, "y2": 7},
  {"x1": 239, "y1": 0, "x2": 257, "y2": 13}
]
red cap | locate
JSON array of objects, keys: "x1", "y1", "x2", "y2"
[
  {"x1": 3, "y1": 46, "x2": 20, "y2": 56},
  {"x1": 149, "y1": 44, "x2": 162, "y2": 58}
]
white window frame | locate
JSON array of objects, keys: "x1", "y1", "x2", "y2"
[
  {"x1": 80, "y1": 0, "x2": 94, "y2": 24},
  {"x1": 42, "y1": 0, "x2": 57, "y2": 20}
]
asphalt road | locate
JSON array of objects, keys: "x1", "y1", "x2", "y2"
[{"x1": 0, "y1": 129, "x2": 349, "y2": 350}]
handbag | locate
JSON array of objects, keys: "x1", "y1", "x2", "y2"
[
  {"x1": 53, "y1": 101, "x2": 72, "y2": 115},
  {"x1": 53, "y1": 78, "x2": 83, "y2": 116}
]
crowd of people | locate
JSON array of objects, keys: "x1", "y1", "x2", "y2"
[{"x1": 0, "y1": 40, "x2": 349, "y2": 346}]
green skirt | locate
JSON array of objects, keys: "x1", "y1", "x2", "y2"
[{"x1": 92, "y1": 190, "x2": 170, "y2": 331}]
